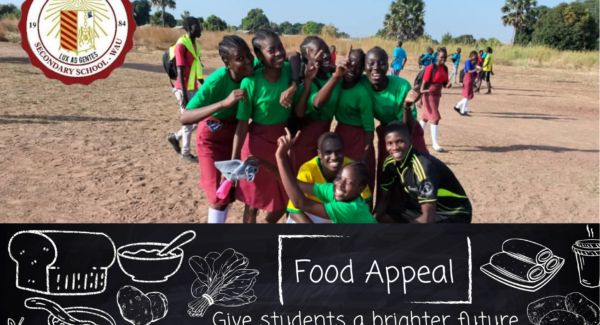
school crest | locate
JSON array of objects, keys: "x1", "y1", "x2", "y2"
[{"x1": 19, "y1": 0, "x2": 135, "y2": 85}]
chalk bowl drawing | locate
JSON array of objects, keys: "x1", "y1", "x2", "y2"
[
  {"x1": 8, "y1": 231, "x2": 116, "y2": 296},
  {"x1": 572, "y1": 225, "x2": 599, "y2": 288},
  {"x1": 117, "y1": 285, "x2": 168, "y2": 325},
  {"x1": 25, "y1": 297, "x2": 116, "y2": 325},
  {"x1": 480, "y1": 238, "x2": 564, "y2": 292},
  {"x1": 117, "y1": 230, "x2": 196, "y2": 283},
  {"x1": 526, "y1": 292, "x2": 599, "y2": 325},
  {"x1": 188, "y1": 248, "x2": 258, "y2": 317}
]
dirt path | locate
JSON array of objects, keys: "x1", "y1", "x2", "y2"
[{"x1": 0, "y1": 43, "x2": 598, "y2": 223}]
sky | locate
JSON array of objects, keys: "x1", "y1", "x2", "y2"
[{"x1": 5, "y1": 0, "x2": 569, "y2": 43}]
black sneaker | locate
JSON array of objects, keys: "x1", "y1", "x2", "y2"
[
  {"x1": 180, "y1": 154, "x2": 199, "y2": 163},
  {"x1": 453, "y1": 106, "x2": 460, "y2": 114},
  {"x1": 167, "y1": 134, "x2": 181, "y2": 154}
]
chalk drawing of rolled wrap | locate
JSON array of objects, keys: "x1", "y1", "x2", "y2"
[
  {"x1": 8, "y1": 230, "x2": 116, "y2": 295},
  {"x1": 502, "y1": 239, "x2": 554, "y2": 265},
  {"x1": 489, "y1": 252, "x2": 546, "y2": 282}
]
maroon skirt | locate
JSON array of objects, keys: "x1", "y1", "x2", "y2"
[
  {"x1": 289, "y1": 119, "x2": 331, "y2": 173},
  {"x1": 462, "y1": 72, "x2": 475, "y2": 99},
  {"x1": 421, "y1": 83, "x2": 443, "y2": 121},
  {"x1": 196, "y1": 116, "x2": 237, "y2": 206},
  {"x1": 376, "y1": 122, "x2": 429, "y2": 181},
  {"x1": 235, "y1": 122, "x2": 288, "y2": 212},
  {"x1": 335, "y1": 122, "x2": 376, "y2": 193}
]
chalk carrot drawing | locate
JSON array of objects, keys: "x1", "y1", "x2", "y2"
[
  {"x1": 187, "y1": 248, "x2": 259, "y2": 317},
  {"x1": 480, "y1": 238, "x2": 564, "y2": 292},
  {"x1": 117, "y1": 285, "x2": 168, "y2": 325},
  {"x1": 8, "y1": 231, "x2": 116, "y2": 296},
  {"x1": 526, "y1": 292, "x2": 599, "y2": 325},
  {"x1": 24, "y1": 297, "x2": 116, "y2": 325},
  {"x1": 117, "y1": 230, "x2": 196, "y2": 283},
  {"x1": 7, "y1": 318, "x2": 24, "y2": 325}
]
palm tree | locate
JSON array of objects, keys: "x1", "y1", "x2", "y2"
[
  {"x1": 149, "y1": 0, "x2": 176, "y2": 27},
  {"x1": 501, "y1": 0, "x2": 538, "y2": 45},
  {"x1": 383, "y1": 0, "x2": 425, "y2": 41}
]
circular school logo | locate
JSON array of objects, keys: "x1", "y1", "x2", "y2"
[{"x1": 19, "y1": 0, "x2": 135, "y2": 85}]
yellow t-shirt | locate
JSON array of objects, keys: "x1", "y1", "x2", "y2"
[
  {"x1": 482, "y1": 54, "x2": 493, "y2": 72},
  {"x1": 287, "y1": 156, "x2": 372, "y2": 214}
]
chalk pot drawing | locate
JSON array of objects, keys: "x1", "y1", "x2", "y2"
[
  {"x1": 7, "y1": 318, "x2": 24, "y2": 325},
  {"x1": 526, "y1": 292, "x2": 599, "y2": 325},
  {"x1": 117, "y1": 285, "x2": 168, "y2": 325},
  {"x1": 572, "y1": 225, "x2": 599, "y2": 288},
  {"x1": 187, "y1": 248, "x2": 259, "y2": 317},
  {"x1": 117, "y1": 230, "x2": 196, "y2": 283},
  {"x1": 25, "y1": 297, "x2": 116, "y2": 325},
  {"x1": 8, "y1": 231, "x2": 116, "y2": 296},
  {"x1": 480, "y1": 238, "x2": 563, "y2": 292}
]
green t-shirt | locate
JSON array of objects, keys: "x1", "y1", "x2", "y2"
[
  {"x1": 334, "y1": 82, "x2": 375, "y2": 131},
  {"x1": 305, "y1": 74, "x2": 339, "y2": 122},
  {"x1": 185, "y1": 67, "x2": 240, "y2": 119},
  {"x1": 253, "y1": 58, "x2": 264, "y2": 70},
  {"x1": 360, "y1": 75, "x2": 417, "y2": 124},
  {"x1": 312, "y1": 183, "x2": 377, "y2": 224},
  {"x1": 237, "y1": 62, "x2": 292, "y2": 125}
]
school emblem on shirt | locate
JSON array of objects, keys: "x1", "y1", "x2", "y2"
[{"x1": 19, "y1": 0, "x2": 135, "y2": 85}]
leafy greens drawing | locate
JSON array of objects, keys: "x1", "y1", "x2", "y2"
[{"x1": 188, "y1": 248, "x2": 258, "y2": 317}]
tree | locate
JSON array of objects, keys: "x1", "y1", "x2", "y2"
[
  {"x1": 279, "y1": 21, "x2": 294, "y2": 34},
  {"x1": 181, "y1": 10, "x2": 190, "y2": 20},
  {"x1": 204, "y1": 15, "x2": 228, "y2": 31},
  {"x1": 441, "y1": 32, "x2": 452, "y2": 44},
  {"x1": 131, "y1": 0, "x2": 151, "y2": 26},
  {"x1": 454, "y1": 34, "x2": 476, "y2": 44},
  {"x1": 532, "y1": 2, "x2": 596, "y2": 50},
  {"x1": 579, "y1": 0, "x2": 599, "y2": 49},
  {"x1": 515, "y1": 5, "x2": 548, "y2": 45},
  {"x1": 149, "y1": 0, "x2": 176, "y2": 27},
  {"x1": 240, "y1": 8, "x2": 270, "y2": 32},
  {"x1": 150, "y1": 11, "x2": 176, "y2": 27},
  {"x1": 382, "y1": 0, "x2": 425, "y2": 40},
  {"x1": 302, "y1": 21, "x2": 324, "y2": 35},
  {"x1": 0, "y1": 4, "x2": 21, "y2": 19},
  {"x1": 501, "y1": 0, "x2": 538, "y2": 45},
  {"x1": 292, "y1": 23, "x2": 303, "y2": 34},
  {"x1": 321, "y1": 24, "x2": 339, "y2": 37},
  {"x1": 269, "y1": 22, "x2": 280, "y2": 33}
]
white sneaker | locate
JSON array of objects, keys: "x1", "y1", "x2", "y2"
[{"x1": 433, "y1": 144, "x2": 444, "y2": 152}]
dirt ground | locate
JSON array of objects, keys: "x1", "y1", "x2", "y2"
[{"x1": 0, "y1": 43, "x2": 598, "y2": 223}]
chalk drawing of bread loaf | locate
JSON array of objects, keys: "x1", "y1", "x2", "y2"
[{"x1": 8, "y1": 230, "x2": 116, "y2": 296}]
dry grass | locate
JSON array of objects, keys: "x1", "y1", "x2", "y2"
[
  {"x1": 133, "y1": 27, "x2": 599, "y2": 71},
  {"x1": 0, "y1": 19, "x2": 20, "y2": 42}
]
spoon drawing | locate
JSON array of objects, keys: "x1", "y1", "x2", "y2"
[
  {"x1": 158, "y1": 230, "x2": 196, "y2": 257},
  {"x1": 24, "y1": 297, "x2": 96, "y2": 325}
]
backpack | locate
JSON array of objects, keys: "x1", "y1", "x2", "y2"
[
  {"x1": 418, "y1": 53, "x2": 425, "y2": 67},
  {"x1": 451, "y1": 53, "x2": 458, "y2": 63},
  {"x1": 459, "y1": 69, "x2": 465, "y2": 83},
  {"x1": 162, "y1": 45, "x2": 180, "y2": 81},
  {"x1": 413, "y1": 64, "x2": 437, "y2": 94}
]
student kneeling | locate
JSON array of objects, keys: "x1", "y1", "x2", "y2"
[
  {"x1": 276, "y1": 129, "x2": 377, "y2": 224},
  {"x1": 374, "y1": 121, "x2": 472, "y2": 223}
]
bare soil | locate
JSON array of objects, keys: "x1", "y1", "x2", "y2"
[{"x1": 0, "y1": 43, "x2": 598, "y2": 223}]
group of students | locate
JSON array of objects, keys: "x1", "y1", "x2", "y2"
[{"x1": 166, "y1": 17, "x2": 473, "y2": 224}]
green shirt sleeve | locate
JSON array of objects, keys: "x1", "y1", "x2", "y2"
[
  {"x1": 312, "y1": 183, "x2": 333, "y2": 203},
  {"x1": 186, "y1": 76, "x2": 215, "y2": 110},
  {"x1": 236, "y1": 77, "x2": 254, "y2": 121}
]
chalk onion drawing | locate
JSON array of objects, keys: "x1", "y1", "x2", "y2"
[
  {"x1": 8, "y1": 230, "x2": 116, "y2": 296},
  {"x1": 572, "y1": 225, "x2": 599, "y2": 288},
  {"x1": 187, "y1": 248, "x2": 258, "y2": 317},
  {"x1": 7, "y1": 317, "x2": 24, "y2": 325},
  {"x1": 117, "y1": 285, "x2": 168, "y2": 325},
  {"x1": 480, "y1": 238, "x2": 564, "y2": 292},
  {"x1": 25, "y1": 297, "x2": 116, "y2": 325},
  {"x1": 117, "y1": 230, "x2": 196, "y2": 283},
  {"x1": 526, "y1": 292, "x2": 599, "y2": 325}
]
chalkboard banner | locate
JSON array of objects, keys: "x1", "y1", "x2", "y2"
[{"x1": 2, "y1": 224, "x2": 599, "y2": 325}]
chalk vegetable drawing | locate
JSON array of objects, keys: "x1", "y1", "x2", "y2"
[
  {"x1": 188, "y1": 248, "x2": 258, "y2": 317},
  {"x1": 116, "y1": 285, "x2": 169, "y2": 325},
  {"x1": 24, "y1": 297, "x2": 116, "y2": 325}
]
